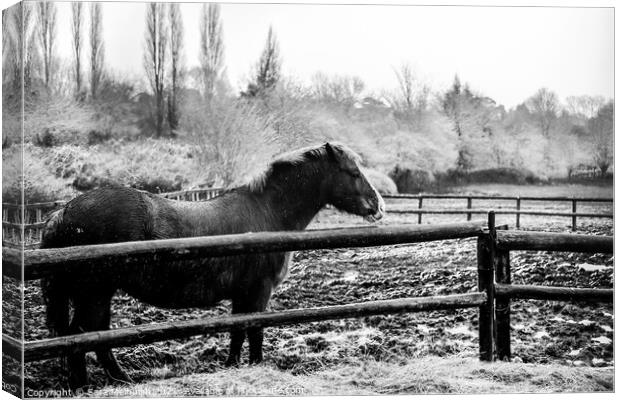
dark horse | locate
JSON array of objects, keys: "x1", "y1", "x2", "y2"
[{"x1": 41, "y1": 142, "x2": 385, "y2": 389}]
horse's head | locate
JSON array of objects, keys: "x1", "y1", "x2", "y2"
[{"x1": 322, "y1": 142, "x2": 385, "y2": 222}]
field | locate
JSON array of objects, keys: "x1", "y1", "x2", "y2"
[{"x1": 3, "y1": 184, "x2": 614, "y2": 395}]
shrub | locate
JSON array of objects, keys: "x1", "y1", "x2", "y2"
[
  {"x1": 87, "y1": 129, "x2": 113, "y2": 145},
  {"x1": 2, "y1": 144, "x2": 77, "y2": 204},
  {"x1": 181, "y1": 96, "x2": 285, "y2": 187},
  {"x1": 389, "y1": 166, "x2": 436, "y2": 194},
  {"x1": 436, "y1": 167, "x2": 539, "y2": 186},
  {"x1": 361, "y1": 168, "x2": 398, "y2": 194}
]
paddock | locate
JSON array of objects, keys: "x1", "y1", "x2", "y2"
[{"x1": 1, "y1": 213, "x2": 613, "y2": 395}]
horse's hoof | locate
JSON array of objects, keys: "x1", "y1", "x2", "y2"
[
  {"x1": 68, "y1": 379, "x2": 90, "y2": 395},
  {"x1": 248, "y1": 356, "x2": 263, "y2": 365},
  {"x1": 107, "y1": 369, "x2": 133, "y2": 385},
  {"x1": 68, "y1": 373, "x2": 89, "y2": 393},
  {"x1": 225, "y1": 357, "x2": 241, "y2": 368}
]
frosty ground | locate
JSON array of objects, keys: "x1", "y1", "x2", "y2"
[{"x1": 14, "y1": 193, "x2": 613, "y2": 395}]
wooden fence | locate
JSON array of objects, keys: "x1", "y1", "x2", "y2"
[
  {"x1": 480, "y1": 212, "x2": 613, "y2": 360},
  {"x1": 384, "y1": 194, "x2": 613, "y2": 231},
  {"x1": 1, "y1": 215, "x2": 613, "y2": 368},
  {"x1": 1, "y1": 189, "x2": 612, "y2": 249},
  {"x1": 3, "y1": 221, "x2": 487, "y2": 362}
]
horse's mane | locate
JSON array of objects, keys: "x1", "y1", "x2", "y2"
[{"x1": 239, "y1": 142, "x2": 362, "y2": 193}]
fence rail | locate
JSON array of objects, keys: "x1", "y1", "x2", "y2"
[
  {"x1": 11, "y1": 293, "x2": 486, "y2": 362},
  {"x1": 496, "y1": 230, "x2": 614, "y2": 253},
  {"x1": 384, "y1": 194, "x2": 612, "y2": 230},
  {"x1": 1, "y1": 189, "x2": 612, "y2": 248},
  {"x1": 2, "y1": 221, "x2": 486, "y2": 281},
  {"x1": 1, "y1": 213, "x2": 613, "y2": 375},
  {"x1": 384, "y1": 194, "x2": 612, "y2": 202},
  {"x1": 494, "y1": 284, "x2": 613, "y2": 303}
]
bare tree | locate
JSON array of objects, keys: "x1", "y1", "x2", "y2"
[
  {"x1": 37, "y1": 1, "x2": 57, "y2": 90},
  {"x1": 565, "y1": 95, "x2": 606, "y2": 119},
  {"x1": 588, "y1": 101, "x2": 613, "y2": 175},
  {"x1": 392, "y1": 63, "x2": 429, "y2": 127},
  {"x1": 71, "y1": 2, "x2": 83, "y2": 95},
  {"x1": 311, "y1": 72, "x2": 364, "y2": 105},
  {"x1": 2, "y1": 9, "x2": 8, "y2": 63},
  {"x1": 394, "y1": 63, "x2": 415, "y2": 112},
  {"x1": 4, "y1": 2, "x2": 37, "y2": 92},
  {"x1": 244, "y1": 26, "x2": 281, "y2": 97},
  {"x1": 167, "y1": 3, "x2": 183, "y2": 130},
  {"x1": 89, "y1": 2, "x2": 104, "y2": 99},
  {"x1": 144, "y1": 2, "x2": 168, "y2": 136},
  {"x1": 199, "y1": 3, "x2": 224, "y2": 100},
  {"x1": 526, "y1": 87, "x2": 559, "y2": 137}
]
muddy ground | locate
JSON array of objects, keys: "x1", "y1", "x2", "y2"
[{"x1": 1, "y1": 204, "x2": 613, "y2": 394}]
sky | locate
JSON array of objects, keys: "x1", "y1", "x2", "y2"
[{"x1": 48, "y1": 1, "x2": 615, "y2": 109}]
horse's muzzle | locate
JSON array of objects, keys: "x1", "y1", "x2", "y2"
[{"x1": 363, "y1": 193, "x2": 385, "y2": 223}]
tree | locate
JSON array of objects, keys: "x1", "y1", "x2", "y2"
[
  {"x1": 565, "y1": 95, "x2": 605, "y2": 119},
  {"x1": 71, "y1": 2, "x2": 83, "y2": 95},
  {"x1": 392, "y1": 63, "x2": 429, "y2": 127},
  {"x1": 526, "y1": 87, "x2": 558, "y2": 138},
  {"x1": 442, "y1": 75, "x2": 466, "y2": 137},
  {"x1": 167, "y1": 3, "x2": 183, "y2": 130},
  {"x1": 89, "y1": 2, "x2": 104, "y2": 99},
  {"x1": 37, "y1": 1, "x2": 57, "y2": 90},
  {"x1": 199, "y1": 3, "x2": 224, "y2": 100},
  {"x1": 588, "y1": 101, "x2": 613, "y2": 175},
  {"x1": 4, "y1": 2, "x2": 37, "y2": 92},
  {"x1": 441, "y1": 75, "x2": 475, "y2": 169},
  {"x1": 311, "y1": 72, "x2": 365, "y2": 105},
  {"x1": 244, "y1": 26, "x2": 281, "y2": 97},
  {"x1": 144, "y1": 2, "x2": 168, "y2": 137}
]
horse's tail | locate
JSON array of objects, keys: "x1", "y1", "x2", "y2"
[
  {"x1": 40, "y1": 208, "x2": 66, "y2": 249},
  {"x1": 40, "y1": 208, "x2": 70, "y2": 337}
]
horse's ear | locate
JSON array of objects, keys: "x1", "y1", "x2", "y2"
[{"x1": 325, "y1": 142, "x2": 339, "y2": 161}]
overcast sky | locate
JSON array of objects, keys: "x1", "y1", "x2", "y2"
[{"x1": 51, "y1": 1, "x2": 614, "y2": 108}]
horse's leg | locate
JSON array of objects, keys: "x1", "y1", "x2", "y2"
[
  {"x1": 41, "y1": 277, "x2": 69, "y2": 337},
  {"x1": 246, "y1": 280, "x2": 274, "y2": 365},
  {"x1": 88, "y1": 294, "x2": 132, "y2": 384},
  {"x1": 225, "y1": 299, "x2": 247, "y2": 367},
  {"x1": 66, "y1": 306, "x2": 89, "y2": 391},
  {"x1": 67, "y1": 289, "x2": 128, "y2": 389}
]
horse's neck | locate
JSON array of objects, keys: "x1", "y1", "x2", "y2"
[
  {"x1": 169, "y1": 166, "x2": 327, "y2": 235},
  {"x1": 262, "y1": 168, "x2": 326, "y2": 231}
]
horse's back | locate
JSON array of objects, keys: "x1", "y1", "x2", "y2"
[{"x1": 41, "y1": 187, "x2": 181, "y2": 248}]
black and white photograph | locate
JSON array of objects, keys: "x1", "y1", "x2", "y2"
[{"x1": 0, "y1": 0, "x2": 615, "y2": 398}]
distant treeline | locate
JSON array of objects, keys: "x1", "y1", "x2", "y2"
[{"x1": 2, "y1": 2, "x2": 613, "y2": 201}]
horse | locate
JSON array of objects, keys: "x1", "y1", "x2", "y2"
[{"x1": 40, "y1": 142, "x2": 385, "y2": 389}]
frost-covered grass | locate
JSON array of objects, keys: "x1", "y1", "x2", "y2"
[{"x1": 86, "y1": 357, "x2": 613, "y2": 397}]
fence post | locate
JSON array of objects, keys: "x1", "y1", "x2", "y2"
[
  {"x1": 467, "y1": 197, "x2": 472, "y2": 221},
  {"x1": 478, "y1": 211, "x2": 496, "y2": 361},
  {"x1": 418, "y1": 196, "x2": 423, "y2": 224},
  {"x1": 572, "y1": 199, "x2": 577, "y2": 232},
  {"x1": 515, "y1": 197, "x2": 521, "y2": 229},
  {"x1": 494, "y1": 227, "x2": 511, "y2": 361}
]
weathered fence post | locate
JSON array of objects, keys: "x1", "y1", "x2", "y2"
[
  {"x1": 478, "y1": 211, "x2": 496, "y2": 361},
  {"x1": 571, "y1": 199, "x2": 577, "y2": 231},
  {"x1": 494, "y1": 226, "x2": 511, "y2": 361},
  {"x1": 418, "y1": 196, "x2": 423, "y2": 224},
  {"x1": 515, "y1": 197, "x2": 521, "y2": 229},
  {"x1": 467, "y1": 197, "x2": 472, "y2": 221}
]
